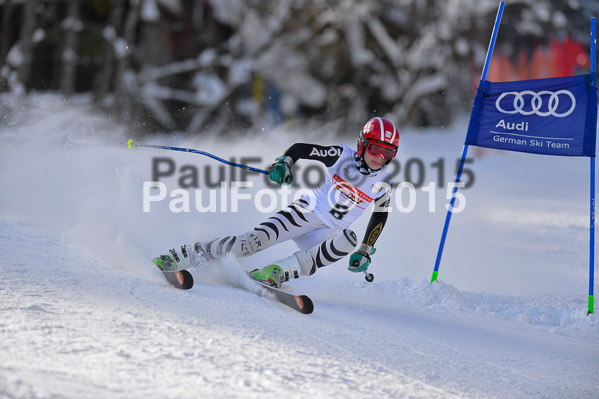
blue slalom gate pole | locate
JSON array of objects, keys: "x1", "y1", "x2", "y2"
[
  {"x1": 126, "y1": 139, "x2": 270, "y2": 176},
  {"x1": 431, "y1": 1, "x2": 505, "y2": 283},
  {"x1": 589, "y1": 17, "x2": 596, "y2": 315},
  {"x1": 480, "y1": 2, "x2": 506, "y2": 85},
  {"x1": 431, "y1": 144, "x2": 469, "y2": 283},
  {"x1": 590, "y1": 157, "x2": 595, "y2": 315}
]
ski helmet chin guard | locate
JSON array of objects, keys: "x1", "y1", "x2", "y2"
[{"x1": 357, "y1": 117, "x2": 400, "y2": 166}]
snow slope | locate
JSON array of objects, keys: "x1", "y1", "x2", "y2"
[{"x1": 0, "y1": 94, "x2": 598, "y2": 398}]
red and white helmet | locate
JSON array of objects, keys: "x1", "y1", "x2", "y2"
[{"x1": 357, "y1": 117, "x2": 400, "y2": 164}]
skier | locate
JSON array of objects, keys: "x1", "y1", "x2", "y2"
[{"x1": 154, "y1": 117, "x2": 399, "y2": 288}]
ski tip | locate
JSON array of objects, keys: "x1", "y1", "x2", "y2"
[
  {"x1": 127, "y1": 139, "x2": 134, "y2": 149},
  {"x1": 153, "y1": 258, "x2": 194, "y2": 290},
  {"x1": 174, "y1": 270, "x2": 194, "y2": 290},
  {"x1": 296, "y1": 295, "x2": 314, "y2": 314}
]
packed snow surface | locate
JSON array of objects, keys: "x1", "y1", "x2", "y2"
[{"x1": 0, "y1": 95, "x2": 597, "y2": 398}]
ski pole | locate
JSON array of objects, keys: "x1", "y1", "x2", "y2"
[
  {"x1": 352, "y1": 258, "x2": 374, "y2": 282},
  {"x1": 351, "y1": 251, "x2": 375, "y2": 283},
  {"x1": 126, "y1": 139, "x2": 269, "y2": 176}
]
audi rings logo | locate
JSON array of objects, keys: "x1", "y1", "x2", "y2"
[{"x1": 495, "y1": 90, "x2": 576, "y2": 118}]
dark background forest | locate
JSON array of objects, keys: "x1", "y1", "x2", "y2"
[{"x1": 1, "y1": 0, "x2": 598, "y2": 135}]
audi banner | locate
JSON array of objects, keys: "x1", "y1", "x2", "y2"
[{"x1": 465, "y1": 75, "x2": 597, "y2": 157}]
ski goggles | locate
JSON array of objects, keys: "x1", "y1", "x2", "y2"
[{"x1": 365, "y1": 141, "x2": 397, "y2": 160}]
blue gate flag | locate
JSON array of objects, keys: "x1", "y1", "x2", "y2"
[{"x1": 465, "y1": 75, "x2": 597, "y2": 157}]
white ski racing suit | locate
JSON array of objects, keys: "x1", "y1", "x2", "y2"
[{"x1": 190, "y1": 143, "x2": 393, "y2": 277}]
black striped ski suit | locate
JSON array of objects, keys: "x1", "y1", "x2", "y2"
[
  {"x1": 190, "y1": 143, "x2": 391, "y2": 276},
  {"x1": 193, "y1": 198, "x2": 358, "y2": 276}
]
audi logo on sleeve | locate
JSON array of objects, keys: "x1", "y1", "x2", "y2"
[{"x1": 495, "y1": 90, "x2": 577, "y2": 118}]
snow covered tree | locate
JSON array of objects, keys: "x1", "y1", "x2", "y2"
[{"x1": 0, "y1": 0, "x2": 594, "y2": 133}]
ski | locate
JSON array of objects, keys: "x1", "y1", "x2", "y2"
[
  {"x1": 162, "y1": 270, "x2": 194, "y2": 290},
  {"x1": 153, "y1": 256, "x2": 194, "y2": 290},
  {"x1": 151, "y1": 255, "x2": 313, "y2": 313},
  {"x1": 249, "y1": 275, "x2": 314, "y2": 314}
]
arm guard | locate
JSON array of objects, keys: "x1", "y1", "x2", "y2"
[
  {"x1": 362, "y1": 193, "x2": 390, "y2": 246},
  {"x1": 282, "y1": 143, "x2": 343, "y2": 167}
]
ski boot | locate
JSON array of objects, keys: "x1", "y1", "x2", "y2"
[
  {"x1": 250, "y1": 264, "x2": 285, "y2": 288},
  {"x1": 153, "y1": 245, "x2": 198, "y2": 272},
  {"x1": 250, "y1": 254, "x2": 303, "y2": 289}
]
